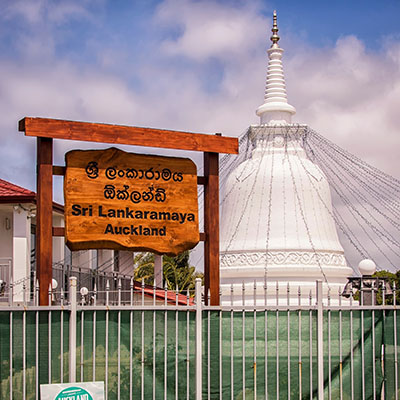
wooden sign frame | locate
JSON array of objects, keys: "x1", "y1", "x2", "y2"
[
  {"x1": 19, "y1": 117, "x2": 238, "y2": 305},
  {"x1": 64, "y1": 148, "x2": 200, "y2": 254}
]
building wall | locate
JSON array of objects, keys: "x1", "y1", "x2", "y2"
[{"x1": 0, "y1": 208, "x2": 13, "y2": 258}]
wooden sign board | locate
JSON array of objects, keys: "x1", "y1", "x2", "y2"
[{"x1": 64, "y1": 148, "x2": 199, "y2": 255}]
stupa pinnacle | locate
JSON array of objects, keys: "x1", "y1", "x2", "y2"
[
  {"x1": 270, "y1": 10, "x2": 280, "y2": 46},
  {"x1": 256, "y1": 11, "x2": 296, "y2": 125}
]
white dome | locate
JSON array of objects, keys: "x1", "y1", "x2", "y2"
[
  {"x1": 219, "y1": 125, "x2": 353, "y2": 304},
  {"x1": 221, "y1": 129, "x2": 342, "y2": 253}
]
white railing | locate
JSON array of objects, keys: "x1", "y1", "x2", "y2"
[{"x1": 0, "y1": 258, "x2": 12, "y2": 303}]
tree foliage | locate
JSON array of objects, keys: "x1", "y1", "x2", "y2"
[
  {"x1": 372, "y1": 270, "x2": 400, "y2": 305},
  {"x1": 133, "y1": 251, "x2": 203, "y2": 293}
]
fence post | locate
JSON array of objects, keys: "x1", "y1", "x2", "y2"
[
  {"x1": 8, "y1": 259, "x2": 13, "y2": 305},
  {"x1": 316, "y1": 280, "x2": 324, "y2": 400},
  {"x1": 69, "y1": 276, "x2": 77, "y2": 382},
  {"x1": 9, "y1": 275, "x2": 13, "y2": 306},
  {"x1": 195, "y1": 278, "x2": 202, "y2": 400}
]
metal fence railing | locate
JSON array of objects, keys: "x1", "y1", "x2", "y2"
[
  {"x1": 0, "y1": 258, "x2": 11, "y2": 303},
  {"x1": 0, "y1": 278, "x2": 399, "y2": 399},
  {"x1": 52, "y1": 263, "x2": 135, "y2": 305}
]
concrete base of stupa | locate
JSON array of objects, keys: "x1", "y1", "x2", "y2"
[{"x1": 220, "y1": 254, "x2": 354, "y2": 305}]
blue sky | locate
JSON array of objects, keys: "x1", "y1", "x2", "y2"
[{"x1": 0, "y1": 0, "x2": 399, "y2": 196}]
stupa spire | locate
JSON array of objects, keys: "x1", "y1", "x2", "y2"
[
  {"x1": 270, "y1": 10, "x2": 280, "y2": 47},
  {"x1": 256, "y1": 11, "x2": 296, "y2": 125}
]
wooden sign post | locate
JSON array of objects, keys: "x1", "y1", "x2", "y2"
[{"x1": 19, "y1": 117, "x2": 238, "y2": 305}]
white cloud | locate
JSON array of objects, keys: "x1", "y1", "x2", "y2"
[
  {"x1": 2, "y1": 0, "x2": 399, "y2": 183},
  {"x1": 1, "y1": 0, "x2": 100, "y2": 60},
  {"x1": 156, "y1": 0, "x2": 268, "y2": 61},
  {"x1": 0, "y1": 61, "x2": 144, "y2": 196},
  {"x1": 3, "y1": 0, "x2": 95, "y2": 25},
  {"x1": 46, "y1": 1, "x2": 94, "y2": 24},
  {"x1": 3, "y1": 0, "x2": 45, "y2": 24},
  {"x1": 285, "y1": 35, "x2": 400, "y2": 177}
]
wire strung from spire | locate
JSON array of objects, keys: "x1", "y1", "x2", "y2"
[
  {"x1": 305, "y1": 135, "x2": 400, "y2": 222},
  {"x1": 289, "y1": 130, "x2": 370, "y2": 260},
  {"x1": 264, "y1": 132, "x2": 275, "y2": 283},
  {"x1": 307, "y1": 128, "x2": 400, "y2": 187},
  {"x1": 285, "y1": 127, "x2": 330, "y2": 286},
  {"x1": 193, "y1": 123, "x2": 400, "y2": 274},
  {"x1": 303, "y1": 128, "x2": 400, "y2": 271},
  {"x1": 220, "y1": 136, "x2": 270, "y2": 254},
  {"x1": 299, "y1": 135, "x2": 398, "y2": 269},
  {"x1": 308, "y1": 139, "x2": 400, "y2": 250}
]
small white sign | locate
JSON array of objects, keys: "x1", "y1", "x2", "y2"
[{"x1": 40, "y1": 381, "x2": 104, "y2": 400}]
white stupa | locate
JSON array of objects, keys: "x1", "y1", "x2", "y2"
[{"x1": 219, "y1": 12, "x2": 354, "y2": 304}]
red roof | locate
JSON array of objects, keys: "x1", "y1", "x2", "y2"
[
  {"x1": 0, "y1": 178, "x2": 35, "y2": 201},
  {"x1": 0, "y1": 178, "x2": 63, "y2": 213},
  {"x1": 133, "y1": 281, "x2": 195, "y2": 305}
]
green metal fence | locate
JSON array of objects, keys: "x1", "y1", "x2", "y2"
[{"x1": 0, "y1": 279, "x2": 399, "y2": 399}]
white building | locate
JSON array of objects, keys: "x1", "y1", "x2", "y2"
[
  {"x1": 0, "y1": 178, "x2": 64, "y2": 302},
  {"x1": 219, "y1": 12, "x2": 354, "y2": 304},
  {"x1": 0, "y1": 178, "x2": 135, "y2": 303}
]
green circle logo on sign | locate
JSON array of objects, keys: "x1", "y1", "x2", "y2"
[{"x1": 55, "y1": 386, "x2": 93, "y2": 400}]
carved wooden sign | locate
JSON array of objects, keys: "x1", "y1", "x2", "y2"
[{"x1": 64, "y1": 148, "x2": 199, "y2": 255}]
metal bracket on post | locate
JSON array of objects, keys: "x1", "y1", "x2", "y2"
[
  {"x1": 195, "y1": 278, "x2": 202, "y2": 400},
  {"x1": 316, "y1": 280, "x2": 324, "y2": 400},
  {"x1": 69, "y1": 276, "x2": 77, "y2": 383}
]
